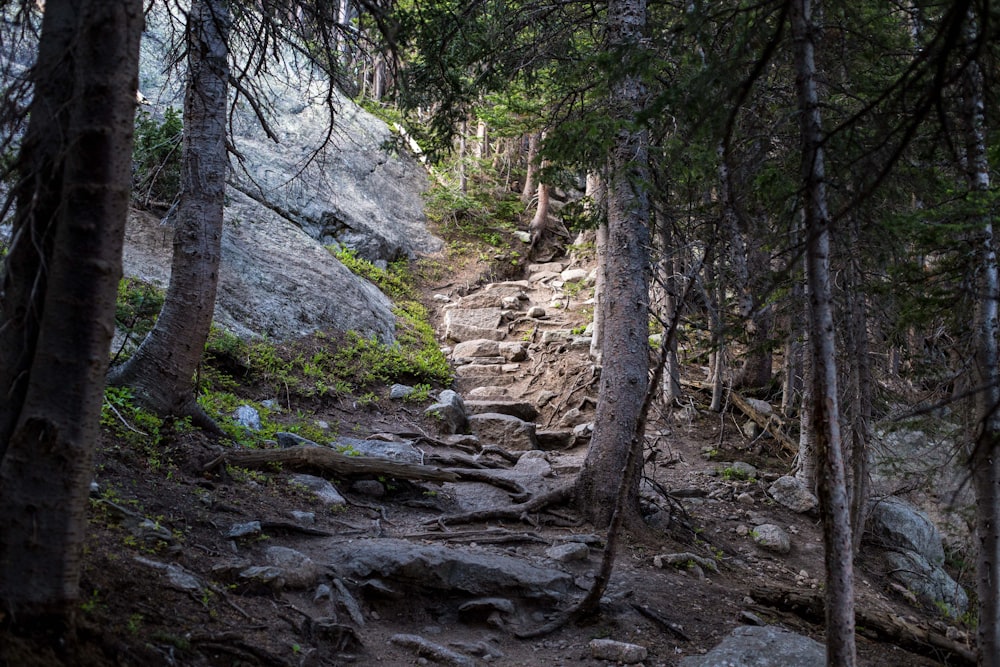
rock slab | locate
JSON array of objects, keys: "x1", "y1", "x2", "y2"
[{"x1": 680, "y1": 626, "x2": 825, "y2": 667}]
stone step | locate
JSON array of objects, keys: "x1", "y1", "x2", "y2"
[{"x1": 464, "y1": 400, "x2": 538, "y2": 422}]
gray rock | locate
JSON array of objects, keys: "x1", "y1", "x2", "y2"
[
  {"x1": 768, "y1": 476, "x2": 819, "y2": 513},
  {"x1": 536, "y1": 429, "x2": 577, "y2": 450},
  {"x1": 868, "y1": 497, "x2": 945, "y2": 565},
  {"x1": 333, "y1": 436, "x2": 423, "y2": 464},
  {"x1": 227, "y1": 521, "x2": 262, "y2": 539},
  {"x1": 589, "y1": 639, "x2": 647, "y2": 664},
  {"x1": 528, "y1": 262, "x2": 564, "y2": 273},
  {"x1": 527, "y1": 305, "x2": 547, "y2": 318},
  {"x1": 885, "y1": 549, "x2": 969, "y2": 617},
  {"x1": 320, "y1": 538, "x2": 576, "y2": 601},
  {"x1": 264, "y1": 546, "x2": 320, "y2": 589},
  {"x1": 233, "y1": 405, "x2": 262, "y2": 431},
  {"x1": 468, "y1": 413, "x2": 538, "y2": 451},
  {"x1": 444, "y1": 308, "x2": 505, "y2": 342},
  {"x1": 452, "y1": 339, "x2": 501, "y2": 359},
  {"x1": 291, "y1": 474, "x2": 346, "y2": 507},
  {"x1": 389, "y1": 383, "x2": 415, "y2": 400},
  {"x1": 425, "y1": 389, "x2": 469, "y2": 434},
  {"x1": 558, "y1": 407, "x2": 590, "y2": 428},
  {"x1": 753, "y1": 524, "x2": 791, "y2": 554},
  {"x1": 561, "y1": 268, "x2": 589, "y2": 283},
  {"x1": 546, "y1": 542, "x2": 590, "y2": 562},
  {"x1": 134, "y1": 556, "x2": 204, "y2": 593},
  {"x1": 680, "y1": 626, "x2": 825, "y2": 667},
  {"x1": 464, "y1": 400, "x2": 538, "y2": 422},
  {"x1": 124, "y1": 199, "x2": 397, "y2": 343},
  {"x1": 290, "y1": 510, "x2": 315, "y2": 525},
  {"x1": 223, "y1": 63, "x2": 440, "y2": 263},
  {"x1": 498, "y1": 341, "x2": 529, "y2": 362}
]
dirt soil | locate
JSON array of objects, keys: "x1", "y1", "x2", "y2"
[{"x1": 0, "y1": 232, "x2": 974, "y2": 667}]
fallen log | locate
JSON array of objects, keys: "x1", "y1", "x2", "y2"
[
  {"x1": 728, "y1": 391, "x2": 798, "y2": 455},
  {"x1": 206, "y1": 445, "x2": 460, "y2": 483},
  {"x1": 750, "y1": 582, "x2": 976, "y2": 665}
]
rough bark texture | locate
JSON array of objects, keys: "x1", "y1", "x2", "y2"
[
  {"x1": 575, "y1": 0, "x2": 649, "y2": 528},
  {"x1": 960, "y1": 27, "x2": 1000, "y2": 667},
  {"x1": 0, "y1": 0, "x2": 143, "y2": 627},
  {"x1": 790, "y1": 0, "x2": 857, "y2": 664},
  {"x1": 108, "y1": 0, "x2": 230, "y2": 427}
]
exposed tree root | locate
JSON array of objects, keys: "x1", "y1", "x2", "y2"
[
  {"x1": 423, "y1": 483, "x2": 575, "y2": 527},
  {"x1": 205, "y1": 445, "x2": 461, "y2": 483}
]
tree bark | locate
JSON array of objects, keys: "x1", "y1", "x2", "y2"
[
  {"x1": 108, "y1": 0, "x2": 230, "y2": 429},
  {"x1": 960, "y1": 21, "x2": 1000, "y2": 666},
  {"x1": 790, "y1": 0, "x2": 856, "y2": 664},
  {"x1": 0, "y1": 0, "x2": 143, "y2": 629},
  {"x1": 587, "y1": 171, "x2": 607, "y2": 363},
  {"x1": 520, "y1": 131, "x2": 540, "y2": 204},
  {"x1": 575, "y1": 0, "x2": 649, "y2": 528}
]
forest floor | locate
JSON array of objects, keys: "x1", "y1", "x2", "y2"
[{"x1": 0, "y1": 219, "x2": 975, "y2": 667}]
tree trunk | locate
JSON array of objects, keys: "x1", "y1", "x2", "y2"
[
  {"x1": 528, "y1": 170, "x2": 551, "y2": 255},
  {"x1": 790, "y1": 1, "x2": 856, "y2": 664},
  {"x1": 656, "y1": 211, "x2": 681, "y2": 402},
  {"x1": 0, "y1": 0, "x2": 143, "y2": 630},
  {"x1": 845, "y1": 216, "x2": 872, "y2": 555},
  {"x1": 108, "y1": 0, "x2": 230, "y2": 429},
  {"x1": 576, "y1": 0, "x2": 649, "y2": 529},
  {"x1": 521, "y1": 131, "x2": 540, "y2": 204},
  {"x1": 960, "y1": 22, "x2": 1000, "y2": 666},
  {"x1": 587, "y1": 171, "x2": 607, "y2": 364},
  {"x1": 458, "y1": 119, "x2": 468, "y2": 194},
  {"x1": 590, "y1": 219, "x2": 608, "y2": 364},
  {"x1": 476, "y1": 120, "x2": 489, "y2": 159}
]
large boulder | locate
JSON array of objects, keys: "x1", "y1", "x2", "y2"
[
  {"x1": 867, "y1": 497, "x2": 945, "y2": 565},
  {"x1": 139, "y1": 9, "x2": 440, "y2": 264},
  {"x1": 884, "y1": 550, "x2": 969, "y2": 617},
  {"x1": 320, "y1": 538, "x2": 576, "y2": 602},
  {"x1": 122, "y1": 199, "x2": 395, "y2": 342}
]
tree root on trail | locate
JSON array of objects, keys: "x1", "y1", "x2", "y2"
[
  {"x1": 749, "y1": 582, "x2": 976, "y2": 665},
  {"x1": 422, "y1": 483, "x2": 575, "y2": 527},
  {"x1": 442, "y1": 468, "x2": 531, "y2": 502},
  {"x1": 404, "y1": 527, "x2": 549, "y2": 545},
  {"x1": 204, "y1": 446, "x2": 537, "y2": 499},
  {"x1": 204, "y1": 445, "x2": 460, "y2": 482}
]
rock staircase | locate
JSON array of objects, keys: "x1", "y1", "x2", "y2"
[{"x1": 431, "y1": 259, "x2": 601, "y2": 454}]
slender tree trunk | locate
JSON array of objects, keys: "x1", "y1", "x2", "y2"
[
  {"x1": 576, "y1": 0, "x2": 649, "y2": 528},
  {"x1": 476, "y1": 120, "x2": 489, "y2": 159},
  {"x1": 521, "y1": 131, "x2": 540, "y2": 204},
  {"x1": 0, "y1": 0, "x2": 143, "y2": 631},
  {"x1": 790, "y1": 1, "x2": 856, "y2": 664},
  {"x1": 587, "y1": 171, "x2": 607, "y2": 364},
  {"x1": 653, "y1": 209, "x2": 681, "y2": 402},
  {"x1": 529, "y1": 169, "x2": 551, "y2": 255},
  {"x1": 960, "y1": 25, "x2": 1000, "y2": 667},
  {"x1": 458, "y1": 120, "x2": 468, "y2": 194},
  {"x1": 845, "y1": 217, "x2": 872, "y2": 555},
  {"x1": 108, "y1": 0, "x2": 230, "y2": 429}
]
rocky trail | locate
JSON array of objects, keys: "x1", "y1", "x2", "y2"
[{"x1": 55, "y1": 247, "x2": 976, "y2": 667}]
